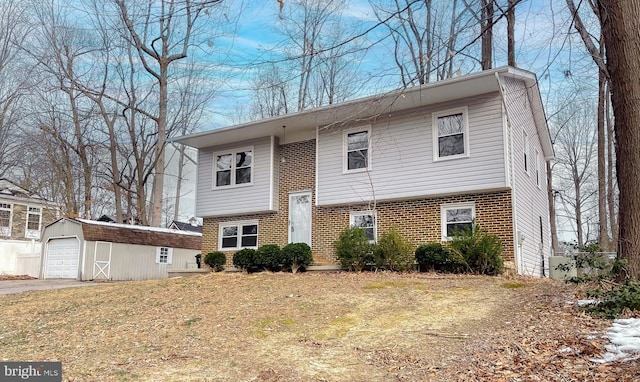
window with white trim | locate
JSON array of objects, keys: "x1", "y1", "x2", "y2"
[
  {"x1": 433, "y1": 107, "x2": 469, "y2": 160},
  {"x1": 535, "y1": 149, "x2": 541, "y2": 188},
  {"x1": 0, "y1": 203, "x2": 11, "y2": 237},
  {"x1": 523, "y1": 130, "x2": 530, "y2": 174},
  {"x1": 441, "y1": 203, "x2": 475, "y2": 239},
  {"x1": 156, "y1": 247, "x2": 173, "y2": 264},
  {"x1": 219, "y1": 221, "x2": 258, "y2": 250},
  {"x1": 344, "y1": 128, "x2": 371, "y2": 172},
  {"x1": 25, "y1": 206, "x2": 42, "y2": 239},
  {"x1": 214, "y1": 147, "x2": 253, "y2": 188},
  {"x1": 350, "y1": 211, "x2": 376, "y2": 242}
]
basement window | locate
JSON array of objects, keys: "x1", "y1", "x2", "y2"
[
  {"x1": 219, "y1": 221, "x2": 258, "y2": 250},
  {"x1": 441, "y1": 202, "x2": 475, "y2": 240}
]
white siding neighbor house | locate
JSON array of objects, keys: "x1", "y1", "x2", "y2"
[{"x1": 176, "y1": 66, "x2": 554, "y2": 276}]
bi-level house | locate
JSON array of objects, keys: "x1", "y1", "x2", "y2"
[
  {"x1": 176, "y1": 66, "x2": 554, "y2": 277},
  {"x1": 0, "y1": 179, "x2": 59, "y2": 276}
]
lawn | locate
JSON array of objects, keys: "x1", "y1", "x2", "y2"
[{"x1": 0, "y1": 272, "x2": 637, "y2": 381}]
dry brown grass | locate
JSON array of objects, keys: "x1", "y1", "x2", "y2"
[{"x1": 0, "y1": 272, "x2": 636, "y2": 381}]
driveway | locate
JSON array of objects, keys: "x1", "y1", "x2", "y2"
[{"x1": 0, "y1": 279, "x2": 101, "y2": 295}]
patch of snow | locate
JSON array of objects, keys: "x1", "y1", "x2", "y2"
[
  {"x1": 559, "y1": 347, "x2": 572, "y2": 353},
  {"x1": 591, "y1": 318, "x2": 640, "y2": 363},
  {"x1": 75, "y1": 218, "x2": 202, "y2": 237},
  {"x1": 577, "y1": 299, "x2": 599, "y2": 306}
]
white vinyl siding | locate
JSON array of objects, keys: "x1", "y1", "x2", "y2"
[
  {"x1": 196, "y1": 137, "x2": 276, "y2": 217},
  {"x1": 317, "y1": 94, "x2": 507, "y2": 205},
  {"x1": 502, "y1": 76, "x2": 551, "y2": 277}
]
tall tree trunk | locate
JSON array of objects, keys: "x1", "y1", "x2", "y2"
[
  {"x1": 597, "y1": 69, "x2": 609, "y2": 250},
  {"x1": 174, "y1": 144, "x2": 185, "y2": 222},
  {"x1": 481, "y1": 0, "x2": 493, "y2": 70},
  {"x1": 598, "y1": 0, "x2": 640, "y2": 280},
  {"x1": 507, "y1": 0, "x2": 516, "y2": 66},
  {"x1": 605, "y1": 81, "x2": 618, "y2": 247},
  {"x1": 573, "y1": 166, "x2": 584, "y2": 247}
]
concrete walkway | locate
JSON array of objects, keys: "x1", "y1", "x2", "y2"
[{"x1": 0, "y1": 279, "x2": 101, "y2": 295}]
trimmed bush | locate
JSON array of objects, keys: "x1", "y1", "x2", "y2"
[
  {"x1": 374, "y1": 228, "x2": 415, "y2": 271},
  {"x1": 281, "y1": 242, "x2": 313, "y2": 273},
  {"x1": 448, "y1": 223, "x2": 504, "y2": 275},
  {"x1": 232, "y1": 248, "x2": 257, "y2": 271},
  {"x1": 204, "y1": 251, "x2": 226, "y2": 272},
  {"x1": 334, "y1": 227, "x2": 374, "y2": 271},
  {"x1": 255, "y1": 244, "x2": 283, "y2": 271},
  {"x1": 415, "y1": 243, "x2": 463, "y2": 273}
]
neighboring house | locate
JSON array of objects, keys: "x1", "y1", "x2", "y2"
[
  {"x1": 176, "y1": 66, "x2": 554, "y2": 277},
  {"x1": 169, "y1": 218, "x2": 203, "y2": 234},
  {"x1": 40, "y1": 218, "x2": 202, "y2": 280},
  {"x1": 0, "y1": 179, "x2": 59, "y2": 276}
]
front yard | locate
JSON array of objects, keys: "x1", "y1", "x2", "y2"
[{"x1": 0, "y1": 272, "x2": 637, "y2": 381}]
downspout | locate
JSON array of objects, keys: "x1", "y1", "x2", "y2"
[{"x1": 495, "y1": 72, "x2": 521, "y2": 275}]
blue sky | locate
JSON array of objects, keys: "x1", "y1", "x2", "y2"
[{"x1": 196, "y1": 0, "x2": 596, "y2": 131}]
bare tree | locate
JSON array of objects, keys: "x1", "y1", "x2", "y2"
[
  {"x1": 111, "y1": 0, "x2": 223, "y2": 226},
  {"x1": 554, "y1": 102, "x2": 599, "y2": 247},
  {"x1": 0, "y1": 1, "x2": 31, "y2": 178},
  {"x1": 598, "y1": 0, "x2": 640, "y2": 280}
]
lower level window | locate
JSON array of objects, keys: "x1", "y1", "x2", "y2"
[
  {"x1": 219, "y1": 221, "x2": 258, "y2": 250},
  {"x1": 156, "y1": 247, "x2": 173, "y2": 264},
  {"x1": 350, "y1": 211, "x2": 376, "y2": 242},
  {"x1": 441, "y1": 202, "x2": 475, "y2": 239}
]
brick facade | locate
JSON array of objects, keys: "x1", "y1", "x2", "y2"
[{"x1": 202, "y1": 139, "x2": 514, "y2": 265}]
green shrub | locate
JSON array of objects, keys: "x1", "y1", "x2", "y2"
[
  {"x1": 374, "y1": 228, "x2": 415, "y2": 271},
  {"x1": 204, "y1": 251, "x2": 226, "y2": 272},
  {"x1": 255, "y1": 244, "x2": 283, "y2": 271},
  {"x1": 281, "y1": 242, "x2": 313, "y2": 273},
  {"x1": 232, "y1": 248, "x2": 257, "y2": 271},
  {"x1": 448, "y1": 223, "x2": 504, "y2": 275},
  {"x1": 334, "y1": 227, "x2": 374, "y2": 271},
  {"x1": 415, "y1": 243, "x2": 463, "y2": 273},
  {"x1": 585, "y1": 280, "x2": 640, "y2": 318}
]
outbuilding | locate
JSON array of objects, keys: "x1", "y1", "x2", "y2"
[{"x1": 40, "y1": 218, "x2": 202, "y2": 280}]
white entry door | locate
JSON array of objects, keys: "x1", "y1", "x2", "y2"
[{"x1": 289, "y1": 191, "x2": 312, "y2": 246}]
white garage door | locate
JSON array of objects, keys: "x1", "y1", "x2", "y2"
[{"x1": 45, "y1": 238, "x2": 80, "y2": 279}]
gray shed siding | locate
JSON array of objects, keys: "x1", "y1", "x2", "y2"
[
  {"x1": 196, "y1": 136, "x2": 277, "y2": 217},
  {"x1": 502, "y1": 76, "x2": 552, "y2": 276},
  {"x1": 316, "y1": 93, "x2": 507, "y2": 205},
  {"x1": 81, "y1": 241, "x2": 200, "y2": 281}
]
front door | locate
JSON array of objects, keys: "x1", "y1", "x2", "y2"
[{"x1": 289, "y1": 191, "x2": 312, "y2": 246}]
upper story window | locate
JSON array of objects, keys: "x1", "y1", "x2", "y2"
[
  {"x1": 0, "y1": 203, "x2": 11, "y2": 237},
  {"x1": 523, "y1": 130, "x2": 530, "y2": 174},
  {"x1": 350, "y1": 211, "x2": 376, "y2": 242},
  {"x1": 432, "y1": 107, "x2": 469, "y2": 161},
  {"x1": 25, "y1": 206, "x2": 42, "y2": 239},
  {"x1": 441, "y1": 202, "x2": 475, "y2": 240},
  {"x1": 156, "y1": 247, "x2": 173, "y2": 264},
  {"x1": 344, "y1": 128, "x2": 371, "y2": 172},
  {"x1": 214, "y1": 147, "x2": 253, "y2": 188},
  {"x1": 535, "y1": 149, "x2": 541, "y2": 188},
  {"x1": 219, "y1": 221, "x2": 258, "y2": 250}
]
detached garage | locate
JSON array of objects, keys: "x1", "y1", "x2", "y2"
[{"x1": 41, "y1": 218, "x2": 202, "y2": 280}]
